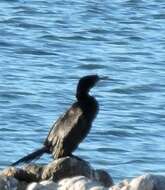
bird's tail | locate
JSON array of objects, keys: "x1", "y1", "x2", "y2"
[{"x1": 11, "y1": 146, "x2": 48, "y2": 166}]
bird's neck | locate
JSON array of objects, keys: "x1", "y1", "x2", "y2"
[
  {"x1": 76, "y1": 85, "x2": 91, "y2": 101},
  {"x1": 76, "y1": 92, "x2": 98, "y2": 115},
  {"x1": 76, "y1": 92, "x2": 98, "y2": 123},
  {"x1": 76, "y1": 82, "x2": 92, "y2": 101},
  {"x1": 76, "y1": 91, "x2": 90, "y2": 101}
]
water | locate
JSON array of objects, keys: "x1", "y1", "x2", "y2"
[{"x1": 0, "y1": 0, "x2": 165, "y2": 182}]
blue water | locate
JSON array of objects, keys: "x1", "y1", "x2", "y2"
[{"x1": 0, "y1": 0, "x2": 165, "y2": 181}]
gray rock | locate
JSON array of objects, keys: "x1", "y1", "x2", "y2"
[
  {"x1": 22, "y1": 164, "x2": 44, "y2": 182},
  {"x1": 0, "y1": 167, "x2": 17, "y2": 177},
  {"x1": 42, "y1": 156, "x2": 113, "y2": 187},
  {"x1": 2, "y1": 165, "x2": 165, "y2": 190},
  {"x1": 17, "y1": 181, "x2": 28, "y2": 190},
  {"x1": 110, "y1": 174, "x2": 165, "y2": 190},
  {"x1": 1, "y1": 165, "x2": 44, "y2": 183},
  {"x1": 0, "y1": 175, "x2": 18, "y2": 190},
  {"x1": 27, "y1": 180, "x2": 57, "y2": 190},
  {"x1": 0, "y1": 157, "x2": 113, "y2": 189},
  {"x1": 109, "y1": 179, "x2": 129, "y2": 190},
  {"x1": 42, "y1": 157, "x2": 93, "y2": 181},
  {"x1": 127, "y1": 174, "x2": 165, "y2": 190},
  {"x1": 150, "y1": 174, "x2": 165, "y2": 190},
  {"x1": 0, "y1": 168, "x2": 29, "y2": 190},
  {"x1": 58, "y1": 176, "x2": 107, "y2": 190},
  {"x1": 128, "y1": 174, "x2": 154, "y2": 190},
  {"x1": 27, "y1": 176, "x2": 107, "y2": 190},
  {"x1": 94, "y1": 169, "x2": 113, "y2": 187}
]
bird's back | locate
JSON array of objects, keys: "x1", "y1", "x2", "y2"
[{"x1": 44, "y1": 102, "x2": 88, "y2": 158}]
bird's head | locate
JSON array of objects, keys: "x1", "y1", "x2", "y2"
[{"x1": 76, "y1": 75, "x2": 100, "y2": 100}]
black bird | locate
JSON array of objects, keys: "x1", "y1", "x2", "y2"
[{"x1": 11, "y1": 75, "x2": 100, "y2": 166}]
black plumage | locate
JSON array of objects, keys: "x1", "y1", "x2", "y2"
[{"x1": 11, "y1": 75, "x2": 99, "y2": 166}]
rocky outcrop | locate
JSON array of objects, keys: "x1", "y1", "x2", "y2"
[
  {"x1": 0, "y1": 176, "x2": 18, "y2": 190},
  {"x1": 1, "y1": 157, "x2": 165, "y2": 190},
  {"x1": 27, "y1": 176, "x2": 106, "y2": 190},
  {"x1": 0, "y1": 156, "x2": 113, "y2": 190},
  {"x1": 41, "y1": 156, "x2": 113, "y2": 187},
  {"x1": 110, "y1": 174, "x2": 165, "y2": 190},
  {"x1": 1, "y1": 171, "x2": 165, "y2": 190}
]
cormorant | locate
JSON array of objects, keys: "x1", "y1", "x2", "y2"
[{"x1": 11, "y1": 75, "x2": 100, "y2": 166}]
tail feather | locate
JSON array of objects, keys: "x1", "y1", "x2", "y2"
[{"x1": 11, "y1": 146, "x2": 48, "y2": 166}]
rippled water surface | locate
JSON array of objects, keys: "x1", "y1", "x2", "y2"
[{"x1": 1, "y1": 0, "x2": 165, "y2": 181}]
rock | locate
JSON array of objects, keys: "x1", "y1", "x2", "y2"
[
  {"x1": 27, "y1": 180, "x2": 57, "y2": 190},
  {"x1": 110, "y1": 174, "x2": 165, "y2": 190},
  {"x1": 0, "y1": 170, "x2": 29, "y2": 190},
  {"x1": 22, "y1": 174, "x2": 165, "y2": 190},
  {"x1": 58, "y1": 176, "x2": 107, "y2": 190},
  {"x1": 129, "y1": 174, "x2": 165, "y2": 190},
  {"x1": 0, "y1": 175, "x2": 18, "y2": 190},
  {"x1": 0, "y1": 156, "x2": 113, "y2": 189},
  {"x1": 149, "y1": 174, "x2": 165, "y2": 190},
  {"x1": 109, "y1": 180, "x2": 129, "y2": 190},
  {"x1": 42, "y1": 156, "x2": 113, "y2": 187},
  {"x1": 1, "y1": 165, "x2": 44, "y2": 183},
  {"x1": 17, "y1": 181, "x2": 28, "y2": 190},
  {"x1": 128, "y1": 174, "x2": 154, "y2": 190},
  {"x1": 27, "y1": 176, "x2": 107, "y2": 190},
  {"x1": 1, "y1": 165, "x2": 165, "y2": 190},
  {"x1": 22, "y1": 164, "x2": 44, "y2": 182},
  {"x1": 94, "y1": 169, "x2": 113, "y2": 187},
  {"x1": 42, "y1": 157, "x2": 93, "y2": 181},
  {"x1": 0, "y1": 167, "x2": 17, "y2": 177}
]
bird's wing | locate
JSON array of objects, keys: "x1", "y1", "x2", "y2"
[{"x1": 45, "y1": 105, "x2": 87, "y2": 158}]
